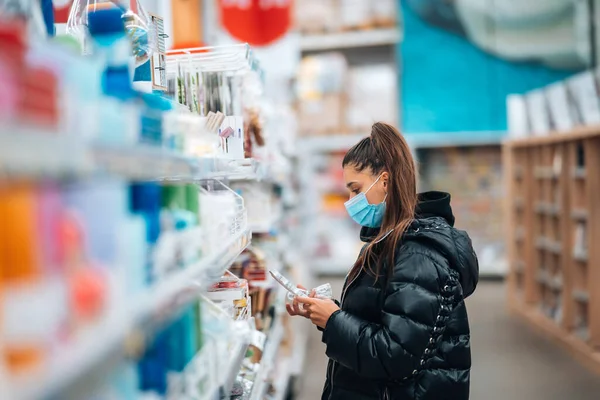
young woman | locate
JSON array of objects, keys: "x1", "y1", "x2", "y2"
[{"x1": 287, "y1": 122, "x2": 479, "y2": 400}]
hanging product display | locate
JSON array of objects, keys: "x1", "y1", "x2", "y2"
[
  {"x1": 165, "y1": 44, "x2": 266, "y2": 160},
  {"x1": 66, "y1": 0, "x2": 154, "y2": 64}
]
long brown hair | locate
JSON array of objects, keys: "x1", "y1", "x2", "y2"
[{"x1": 342, "y1": 122, "x2": 417, "y2": 282}]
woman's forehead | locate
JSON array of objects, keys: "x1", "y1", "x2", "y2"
[{"x1": 343, "y1": 166, "x2": 373, "y2": 182}]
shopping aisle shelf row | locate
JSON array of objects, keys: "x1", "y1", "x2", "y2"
[
  {"x1": 0, "y1": 131, "x2": 276, "y2": 183},
  {"x1": 300, "y1": 28, "x2": 402, "y2": 52},
  {"x1": 7, "y1": 228, "x2": 252, "y2": 400},
  {"x1": 248, "y1": 297, "x2": 286, "y2": 400},
  {"x1": 298, "y1": 132, "x2": 505, "y2": 154}
]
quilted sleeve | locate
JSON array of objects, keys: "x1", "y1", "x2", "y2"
[{"x1": 322, "y1": 251, "x2": 457, "y2": 381}]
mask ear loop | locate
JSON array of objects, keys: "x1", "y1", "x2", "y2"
[
  {"x1": 365, "y1": 173, "x2": 384, "y2": 194},
  {"x1": 374, "y1": 228, "x2": 394, "y2": 244}
]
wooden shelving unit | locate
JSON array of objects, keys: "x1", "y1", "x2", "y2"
[{"x1": 505, "y1": 126, "x2": 600, "y2": 375}]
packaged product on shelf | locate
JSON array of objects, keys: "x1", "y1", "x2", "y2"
[
  {"x1": 67, "y1": 0, "x2": 154, "y2": 64},
  {"x1": 345, "y1": 65, "x2": 397, "y2": 131},
  {"x1": 207, "y1": 276, "x2": 251, "y2": 321},
  {"x1": 371, "y1": 0, "x2": 397, "y2": 27},
  {"x1": 526, "y1": 90, "x2": 551, "y2": 136},
  {"x1": 198, "y1": 186, "x2": 241, "y2": 257},
  {"x1": 166, "y1": 48, "x2": 256, "y2": 159},
  {"x1": 573, "y1": 222, "x2": 587, "y2": 259},
  {"x1": 294, "y1": 0, "x2": 338, "y2": 33},
  {"x1": 339, "y1": 0, "x2": 373, "y2": 31},
  {"x1": 566, "y1": 71, "x2": 600, "y2": 126},
  {"x1": 545, "y1": 82, "x2": 574, "y2": 132},
  {"x1": 296, "y1": 54, "x2": 348, "y2": 135},
  {"x1": 506, "y1": 94, "x2": 530, "y2": 138}
]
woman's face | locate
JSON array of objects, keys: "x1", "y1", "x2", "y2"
[{"x1": 343, "y1": 166, "x2": 388, "y2": 204}]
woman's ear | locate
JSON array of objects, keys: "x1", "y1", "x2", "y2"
[{"x1": 381, "y1": 171, "x2": 389, "y2": 189}]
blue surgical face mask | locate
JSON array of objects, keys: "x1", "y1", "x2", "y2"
[{"x1": 344, "y1": 174, "x2": 387, "y2": 228}]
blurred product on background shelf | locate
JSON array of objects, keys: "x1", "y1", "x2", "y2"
[
  {"x1": 507, "y1": 68, "x2": 600, "y2": 139},
  {"x1": 296, "y1": 53, "x2": 347, "y2": 135},
  {"x1": 345, "y1": 64, "x2": 397, "y2": 131},
  {"x1": 0, "y1": 2, "x2": 302, "y2": 398},
  {"x1": 296, "y1": 53, "x2": 397, "y2": 136},
  {"x1": 294, "y1": 0, "x2": 397, "y2": 34},
  {"x1": 417, "y1": 146, "x2": 506, "y2": 276}
]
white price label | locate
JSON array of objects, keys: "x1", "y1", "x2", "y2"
[
  {"x1": 545, "y1": 82, "x2": 574, "y2": 132},
  {"x1": 526, "y1": 90, "x2": 551, "y2": 136},
  {"x1": 567, "y1": 71, "x2": 600, "y2": 125}
]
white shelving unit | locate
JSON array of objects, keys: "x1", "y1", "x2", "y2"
[
  {"x1": 0, "y1": 125, "x2": 291, "y2": 399},
  {"x1": 300, "y1": 28, "x2": 402, "y2": 52},
  {"x1": 248, "y1": 303, "x2": 286, "y2": 400},
  {"x1": 7, "y1": 228, "x2": 252, "y2": 400}
]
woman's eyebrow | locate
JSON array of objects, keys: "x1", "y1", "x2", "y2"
[{"x1": 346, "y1": 181, "x2": 358, "y2": 188}]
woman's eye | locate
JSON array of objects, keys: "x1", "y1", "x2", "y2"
[{"x1": 352, "y1": 189, "x2": 360, "y2": 195}]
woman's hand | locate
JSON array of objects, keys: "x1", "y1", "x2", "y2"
[
  {"x1": 295, "y1": 297, "x2": 340, "y2": 329},
  {"x1": 285, "y1": 285, "x2": 315, "y2": 318}
]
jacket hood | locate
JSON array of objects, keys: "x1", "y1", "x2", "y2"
[
  {"x1": 359, "y1": 191, "x2": 478, "y2": 298},
  {"x1": 416, "y1": 191, "x2": 455, "y2": 226}
]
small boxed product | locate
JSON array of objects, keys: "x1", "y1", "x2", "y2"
[
  {"x1": 566, "y1": 71, "x2": 600, "y2": 126},
  {"x1": 339, "y1": 0, "x2": 373, "y2": 31},
  {"x1": 525, "y1": 90, "x2": 550, "y2": 136},
  {"x1": 506, "y1": 94, "x2": 530, "y2": 139},
  {"x1": 297, "y1": 94, "x2": 345, "y2": 135},
  {"x1": 294, "y1": 0, "x2": 338, "y2": 33},
  {"x1": 345, "y1": 65, "x2": 397, "y2": 132},
  {"x1": 372, "y1": 0, "x2": 397, "y2": 27}
]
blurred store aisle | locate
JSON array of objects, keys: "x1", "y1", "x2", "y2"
[{"x1": 297, "y1": 280, "x2": 600, "y2": 400}]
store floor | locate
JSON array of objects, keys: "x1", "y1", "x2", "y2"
[{"x1": 295, "y1": 280, "x2": 600, "y2": 400}]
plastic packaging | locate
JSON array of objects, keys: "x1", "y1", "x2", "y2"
[
  {"x1": 269, "y1": 270, "x2": 333, "y2": 301},
  {"x1": 66, "y1": 0, "x2": 154, "y2": 65}
]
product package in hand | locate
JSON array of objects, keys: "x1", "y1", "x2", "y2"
[{"x1": 269, "y1": 270, "x2": 333, "y2": 301}]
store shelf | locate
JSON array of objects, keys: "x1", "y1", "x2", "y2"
[
  {"x1": 250, "y1": 213, "x2": 282, "y2": 234},
  {"x1": 135, "y1": 228, "x2": 252, "y2": 316},
  {"x1": 8, "y1": 228, "x2": 251, "y2": 400},
  {"x1": 405, "y1": 131, "x2": 504, "y2": 149},
  {"x1": 8, "y1": 310, "x2": 131, "y2": 400},
  {"x1": 270, "y1": 357, "x2": 292, "y2": 400},
  {"x1": 505, "y1": 129, "x2": 600, "y2": 375},
  {"x1": 505, "y1": 125, "x2": 600, "y2": 148},
  {"x1": 509, "y1": 303, "x2": 600, "y2": 377},
  {"x1": 92, "y1": 142, "x2": 198, "y2": 180},
  {"x1": 299, "y1": 131, "x2": 504, "y2": 154},
  {"x1": 0, "y1": 131, "x2": 281, "y2": 184},
  {"x1": 0, "y1": 131, "x2": 198, "y2": 180},
  {"x1": 248, "y1": 287, "x2": 286, "y2": 400},
  {"x1": 571, "y1": 209, "x2": 589, "y2": 221},
  {"x1": 298, "y1": 134, "x2": 368, "y2": 153},
  {"x1": 300, "y1": 28, "x2": 401, "y2": 52},
  {"x1": 220, "y1": 335, "x2": 252, "y2": 398}
]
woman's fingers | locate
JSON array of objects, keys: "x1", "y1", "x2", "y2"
[
  {"x1": 309, "y1": 289, "x2": 317, "y2": 298},
  {"x1": 286, "y1": 303, "x2": 294, "y2": 315},
  {"x1": 295, "y1": 300, "x2": 310, "y2": 317}
]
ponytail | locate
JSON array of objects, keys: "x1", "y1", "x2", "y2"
[{"x1": 342, "y1": 122, "x2": 418, "y2": 282}]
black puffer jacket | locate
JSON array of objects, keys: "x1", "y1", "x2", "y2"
[{"x1": 320, "y1": 191, "x2": 478, "y2": 400}]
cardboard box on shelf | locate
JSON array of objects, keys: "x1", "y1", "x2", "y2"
[
  {"x1": 371, "y1": 0, "x2": 397, "y2": 28},
  {"x1": 294, "y1": 0, "x2": 338, "y2": 34},
  {"x1": 345, "y1": 65, "x2": 397, "y2": 131},
  {"x1": 297, "y1": 94, "x2": 345, "y2": 136},
  {"x1": 339, "y1": 0, "x2": 373, "y2": 31}
]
